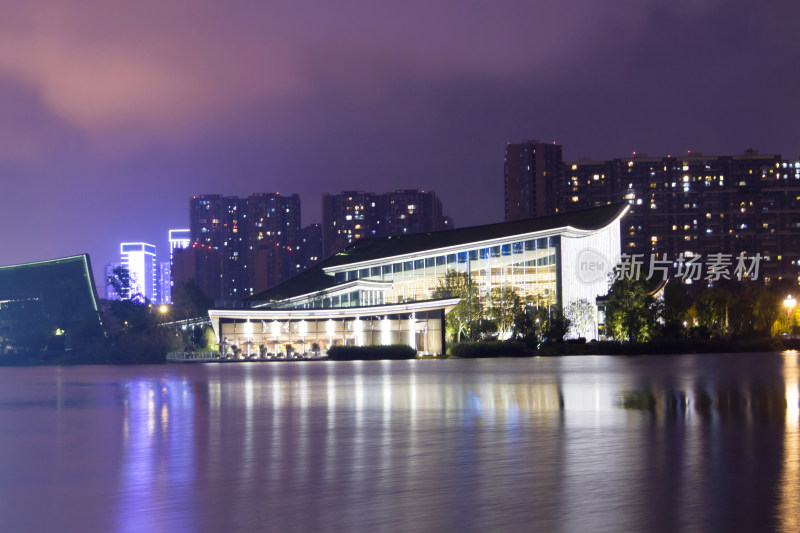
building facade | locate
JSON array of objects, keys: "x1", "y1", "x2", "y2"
[
  {"x1": 504, "y1": 140, "x2": 564, "y2": 221},
  {"x1": 172, "y1": 243, "x2": 223, "y2": 300},
  {"x1": 120, "y1": 243, "x2": 157, "y2": 303},
  {"x1": 162, "y1": 229, "x2": 191, "y2": 304},
  {"x1": 322, "y1": 189, "x2": 450, "y2": 258},
  {"x1": 566, "y1": 151, "x2": 800, "y2": 282},
  {"x1": 505, "y1": 141, "x2": 800, "y2": 282},
  {"x1": 299, "y1": 223, "x2": 322, "y2": 271},
  {"x1": 208, "y1": 204, "x2": 626, "y2": 356},
  {"x1": 190, "y1": 193, "x2": 302, "y2": 299},
  {"x1": 158, "y1": 261, "x2": 171, "y2": 305}
]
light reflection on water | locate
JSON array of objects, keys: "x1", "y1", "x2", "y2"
[{"x1": 0, "y1": 354, "x2": 799, "y2": 532}]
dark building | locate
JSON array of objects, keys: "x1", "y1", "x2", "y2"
[
  {"x1": 379, "y1": 189, "x2": 447, "y2": 236},
  {"x1": 299, "y1": 223, "x2": 322, "y2": 271},
  {"x1": 172, "y1": 243, "x2": 223, "y2": 300},
  {"x1": 504, "y1": 140, "x2": 800, "y2": 282},
  {"x1": 252, "y1": 242, "x2": 294, "y2": 294},
  {"x1": 190, "y1": 193, "x2": 302, "y2": 299},
  {"x1": 0, "y1": 255, "x2": 103, "y2": 352},
  {"x1": 321, "y1": 191, "x2": 380, "y2": 258},
  {"x1": 504, "y1": 140, "x2": 564, "y2": 221},
  {"x1": 322, "y1": 189, "x2": 450, "y2": 258}
]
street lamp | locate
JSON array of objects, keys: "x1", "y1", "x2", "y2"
[
  {"x1": 785, "y1": 295, "x2": 796, "y2": 317},
  {"x1": 785, "y1": 295, "x2": 797, "y2": 339}
]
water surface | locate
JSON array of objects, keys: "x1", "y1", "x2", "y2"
[{"x1": 0, "y1": 353, "x2": 798, "y2": 532}]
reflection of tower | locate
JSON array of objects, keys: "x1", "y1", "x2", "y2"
[{"x1": 120, "y1": 243, "x2": 157, "y2": 303}]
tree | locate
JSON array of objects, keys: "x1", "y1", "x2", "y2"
[
  {"x1": 106, "y1": 266, "x2": 144, "y2": 302},
  {"x1": 565, "y1": 299, "x2": 595, "y2": 340},
  {"x1": 605, "y1": 278, "x2": 661, "y2": 342},
  {"x1": 512, "y1": 305, "x2": 548, "y2": 347},
  {"x1": 204, "y1": 326, "x2": 219, "y2": 351},
  {"x1": 661, "y1": 282, "x2": 691, "y2": 337},
  {"x1": 545, "y1": 306, "x2": 570, "y2": 344},
  {"x1": 692, "y1": 287, "x2": 732, "y2": 338},
  {"x1": 488, "y1": 286, "x2": 522, "y2": 339},
  {"x1": 171, "y1": 281, "x2": 214, "y2": 320},
  {"x1": 432, "y1": 269, "x2": 483, "y2": 342}
]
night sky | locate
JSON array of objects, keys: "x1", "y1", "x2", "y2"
[{"x1": 1, "y1": 1, "x2": 798, "y2": 284}]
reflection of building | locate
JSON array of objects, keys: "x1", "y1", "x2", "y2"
[
  {"x1": 120, "y1": 243, "x2": 157, "y2": 303},
  {"x1": 209, "y1": 204, "x2": 626, "y2": 355}
]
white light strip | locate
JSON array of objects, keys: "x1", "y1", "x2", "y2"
[
  {"x1": 210, "y1": 298, "x2": 460, "y2": 321},
  {"x1": 322, "y1": 207, "x2": 628, "y2": 273}
]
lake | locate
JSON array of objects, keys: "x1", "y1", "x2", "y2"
[{"x1": 0, "y1": 353, "x2": 798, "y2": 532}]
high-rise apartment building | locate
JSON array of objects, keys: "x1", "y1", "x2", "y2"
[
  {"x1": 190, "y1": 193, "x2": 302, "y2": 299},
  {"x1": 379, "y1": 189, "x2": 446, "y2": 236},
  {"x1": 504, "y1": 140, "x2": 800, "y2": 281},
  {"x1": 321, "y1": 191, "x2": 380, "y2": 258},
  {"x1": 120, "y1": 243, "x2": 157, "y2": 303},
  {"x1": 322, "y1": 189, "x2": 450, "y2": 257},
  {"x1": 504, "y1": 140, "x2": 564, "y2": 221},
  {"x1": 567, "y1": 151, "x2": 800, "y2": 281}
]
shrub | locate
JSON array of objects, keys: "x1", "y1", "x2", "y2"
[
  {"x1": 327, "y1": 344, "x2": 416, "y2": 361},
  {"x1": 447, "y1": 341, "x2": 531, "y2": 358}
]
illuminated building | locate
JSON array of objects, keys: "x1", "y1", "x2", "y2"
[
  {"x1": 322, "y1": 189, "x2": 450, "y2": 258},
  {"x1": 189, "y1": 193, "x2": 301, "y2": 299},
  {"x1": 209, "y1": 204, "x2": 626, "y2": 355},
  {"x1": 566, "y1": 150, "x2": 800, "y2": 282},
  {"x1": 505, "y1": 140, "x2": 800, "y2": 281},
  {"x1": 120, "y1": 243, "x2": 157, "y2": 303},
  {"x1": 168, "y1": 229, "x2": 191, "y2": 260},
  {"x1": 158, "y1": 261, "x2": 171, "y2": 305}
]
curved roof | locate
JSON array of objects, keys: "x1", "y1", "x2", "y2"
[{"x1": 248, "y1": 203, "x2": 627, "y2": 303}]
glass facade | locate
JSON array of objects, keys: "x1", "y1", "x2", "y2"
[{"x1": 291, "y1": 235, "x2": 561, "y2": 312}]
